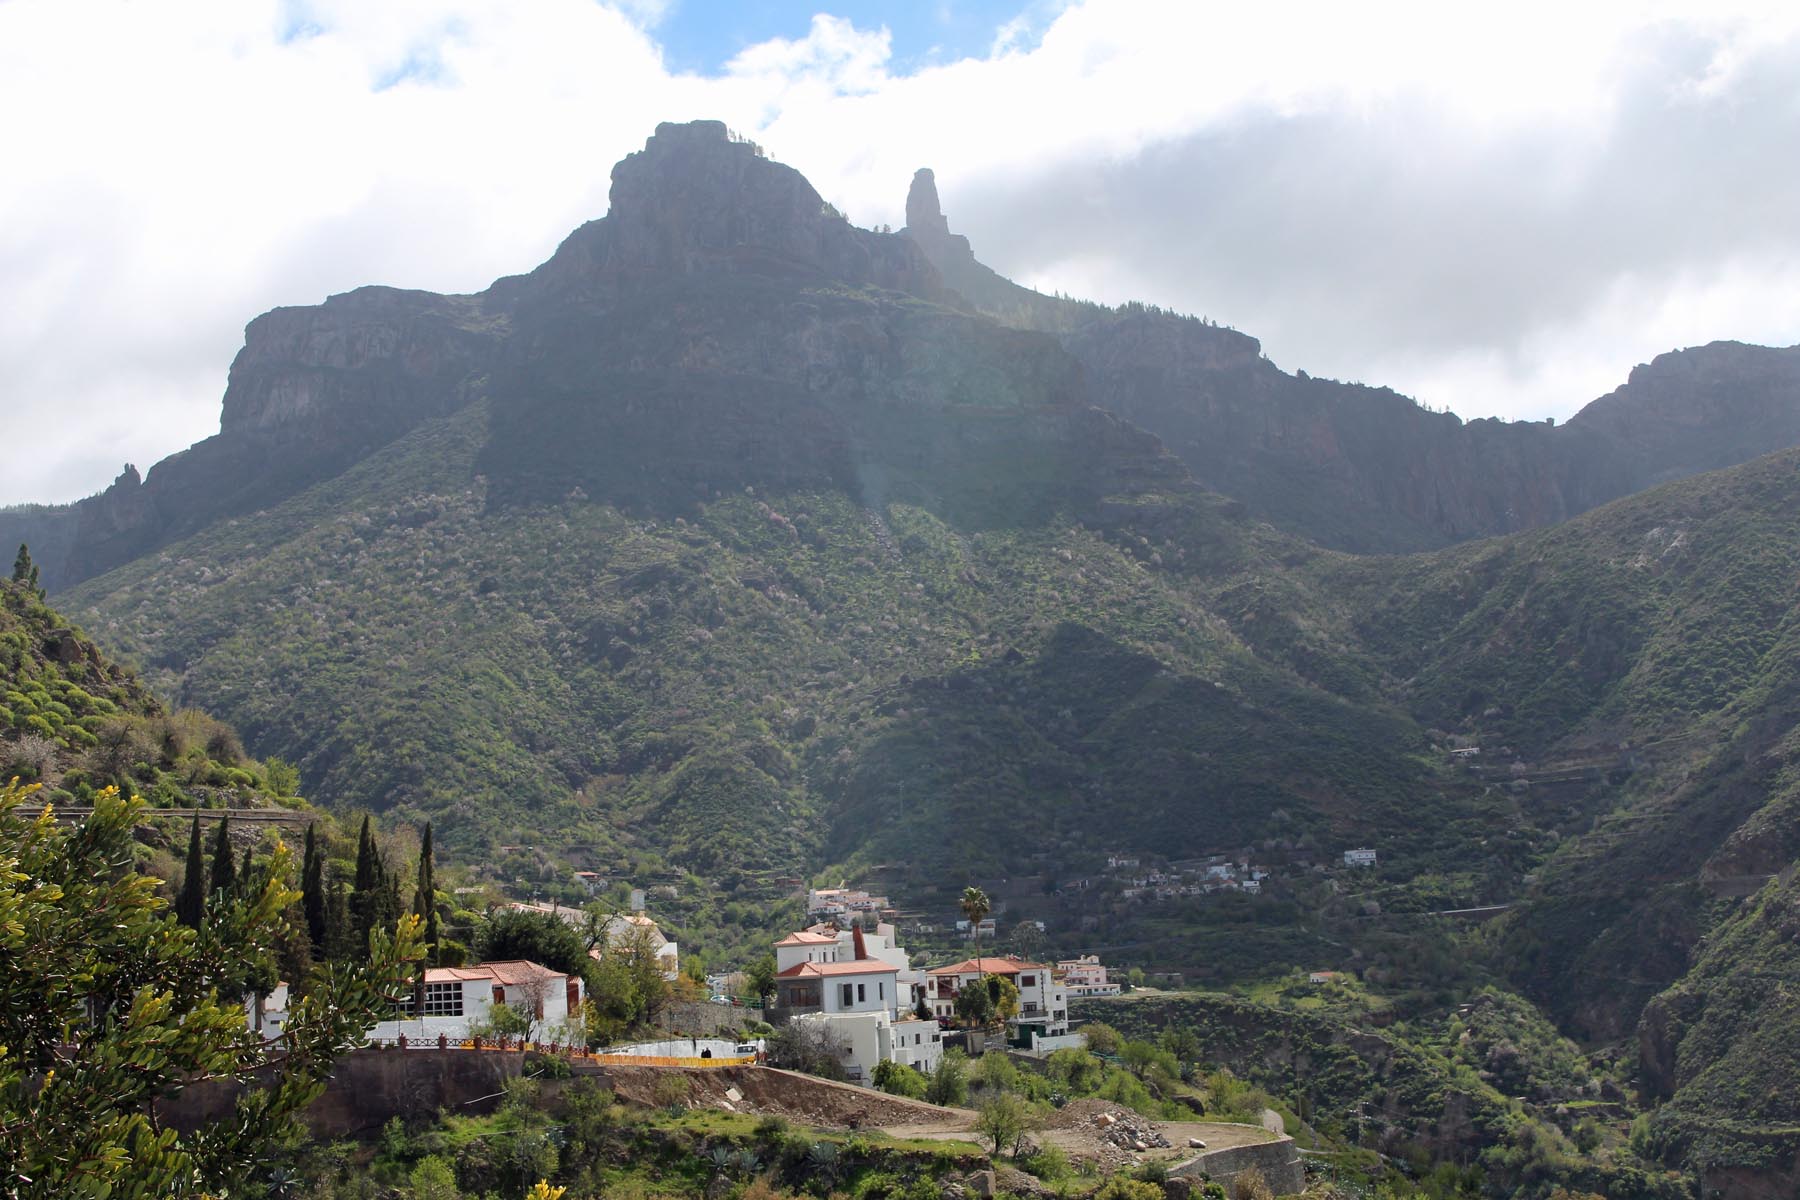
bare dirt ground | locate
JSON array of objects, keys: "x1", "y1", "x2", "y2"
[
  {"x1": 600, "y1": 1064, "x2": 975, "y2": 1132},
  {"x1": 885, "y1": 1097, "x2": 1275, "y2": 1171},
  {"x1": 1030, "y1": 1100, "x2": 1274, "y2": 1171},
  {"x1": 598, "y1": 1064, "x2": 1276, "y2": 1171}
]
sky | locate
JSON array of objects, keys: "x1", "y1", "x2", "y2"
[{"x1": 2, "y1": 1, "x2": 1798, "y2": 505}]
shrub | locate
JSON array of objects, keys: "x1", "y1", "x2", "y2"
[
  {"x1": 926, "y1": 1050, "x2": 969, "y2": 1106},
  {"x1": 1082, "y1": 1023, "x2": 1123, "y2": 1055},
  {"x1": 872, "y1": 1059, "x2": 928, "y2": 1100},
  {"x1": 1230, "y1": 1165, "x2": 1273, "y2": 1200},
  {"x1": 1092, "y1": 1176, "x2": 1164, "y2": 1200},
  {"x1": 409, "y1": 1154, "x2": 460, "y2": 1200},
  {"x1": 653, "y1": 1073, "x2": 692, "y2": 1110},
  {"x1": 1018, "y1": 1143, "x2": 1071, "y2": 1182}
]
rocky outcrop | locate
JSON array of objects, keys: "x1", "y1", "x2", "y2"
[{"x1": 519, "y1": 121, "x2": 947, "y2": 304}]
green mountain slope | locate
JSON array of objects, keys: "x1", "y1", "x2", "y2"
[
  {"x1": 62, "y1": 396, "x2": 1433, "y2": 887},
  {"x1": 1296, "y1": 450, "x2": 1800, "y2": 1042},
  {"x1": 2, "y1": 573, "x2": 295, "y2": 810},
  {"x1": 1639, "y1": 867, "x2": 1800, "y2": 1185}
]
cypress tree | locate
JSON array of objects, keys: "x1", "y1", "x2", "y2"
[
  {"x1": 351, "y1": 815, "x2": 384, "y2": 956},
  {"x1": 10, "y1": 543, "x2": 41, "y2": 597},
  {"x1": 301, "y1": 824, "x2": 327, "y2": 952},
  {"x1": 325, "y1": 877, "x2": 355, "y2": 962},
  {"x1": 176, "y1": 815, "x2": 204, "y2": 927},
  {"x1": 412, "y1": 823, "x2": 438, "y2": 965},
  {"x1": 238, "y1": 843, "x2": 255, "y2": 896},
  {"x1": 208, "y1": 814, "x2": 235, "y2": 897}
]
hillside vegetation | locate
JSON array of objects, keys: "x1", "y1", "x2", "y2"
[{"x1": 1, "y1": 572, "x2": 294, "y2": 809}]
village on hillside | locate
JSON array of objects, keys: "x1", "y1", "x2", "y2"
[{"x1": 232, "y1": 872, "x2": 1160, "y2": 1086}]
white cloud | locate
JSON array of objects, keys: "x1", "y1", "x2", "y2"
[{"x1": 1, "y1": 0, "x2": 1797, "y2": 503}]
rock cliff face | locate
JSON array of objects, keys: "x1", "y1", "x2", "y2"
[
  {"x1": 10, "y1": 123, "x2": 1800, "y2": 589},
  {"x1": 2, "y1": 122, "x2": 1188, "y2": 590},
  {"x1": 902, "y1": 172, "x2": 1800, "y2": 553}
]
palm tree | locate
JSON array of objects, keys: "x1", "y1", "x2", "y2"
[{"x1": 960, "y1": 886, "x2": 991, "y2": 960}]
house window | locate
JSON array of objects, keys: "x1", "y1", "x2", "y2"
[
  {"x1": 1020, "y1": 975, "x2": 1035, "y2": 987},
  {"x1": 841, "y1": 983, "x2": 854, "y2": 1007},
  {"x1": 878, "y1": 982, "x2": 885, "y2": 1001},
  {"x1": 857, "y1": 983, "x2": 866, "y2": 1003},
  {"x1": 422, "y1": 982, "x2": 464, "y2": 1017}
]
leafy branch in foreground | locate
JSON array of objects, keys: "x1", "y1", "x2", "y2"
[{"x1": 0, "y1": 781, "x2": 422, "y2": 1199}]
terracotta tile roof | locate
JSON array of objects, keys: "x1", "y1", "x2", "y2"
[
  {"x1": 424, "y1": 959, "x2": 568, "y2": 985},
  {"x1": 775, "y1": 931, "x2": 839, "y2": 946},
  {"x1": 776, "y1": 958, "x2": 899, "y2": 979},
  {"x1": 926, "y1": 956, "x2": 1049, "y2": 976}
]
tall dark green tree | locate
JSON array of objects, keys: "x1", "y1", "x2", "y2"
[
  {"x1": 10, "y1": 543, "x2": 41, "y2": 598},
  {"x1": 238, "y1": 843, "x2": 255, "y2": 896},
  {"x1": 175, "y1": 814, "x2": 205, "y2": 927},
  {"x1": 412, "y1": 822, "x2": 439, "y2": 965},
  {"x1": 351, "y1": 814, "x2": 386, "y2": 956},
  {"x1": 301, "y1": 823, "x2": 327, "y2": 951},
  {"x1": 209, "y1": 813, "x2": 236, "y2": 898},
  {"x1": 325, "y1": 876, "x2": 356, "y2": 962}
]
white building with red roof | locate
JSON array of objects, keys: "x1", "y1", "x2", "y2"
[
  {"x1": 772, "y1": 924, "x2": 942, "y2": 1083},
  {"x1": 926, "y1": 955, "x2": 1070, "y2": 1042},
  {"x1": 368, "y1": 958, "x2": 585, "y2": 1044}
]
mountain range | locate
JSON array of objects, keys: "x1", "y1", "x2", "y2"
[{"x1": 6, "y1": 119, "x2": 1800, "y2": 1188}]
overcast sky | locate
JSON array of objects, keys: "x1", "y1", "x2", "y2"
[{"x1": 3, "y1": 0, "x2": 1798, "y2": 505}]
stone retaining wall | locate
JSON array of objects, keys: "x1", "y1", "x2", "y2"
[
  {"x1": 1168, "y1": 1138, "x2": 1304, "y2": 1196},
  {"x1": 160, "y1": 1048, "x2": 528, "y2": 1138}
]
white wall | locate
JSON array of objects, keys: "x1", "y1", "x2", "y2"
[
  {"x1": 604, "y1": 1037, "x2": 760, "y2": 1058},
  {"x1": 820, "y1": 971, "x2": 896, "y2": 1015}
]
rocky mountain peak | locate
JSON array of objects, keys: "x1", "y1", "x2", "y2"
[
  {"x1": 534, "y1": 119, "x2": 942, "y2": 297},
  {"x1": 905, "y1": 168, "x2": 950, "y2": 236}
]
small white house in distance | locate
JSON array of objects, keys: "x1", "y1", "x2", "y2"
[
  {"x1": 1056, "y1": 955, "x2": 1122, "y2": 999},
  {"x1": 594, "y1": 912, "x2": 680, "y2": 981},
  {"x1": 245, "y1": 982, "x2": 290, "y2": 1041},
  {"x1": 1343, "y1": 848, "x2": 1378, "y2": 868},
  {"x1": 503, "y1": 899, "x2": 681, "y2": 980},
  {"x1": 367, "y1": 959, "x2": 584, "y2": 1043}
]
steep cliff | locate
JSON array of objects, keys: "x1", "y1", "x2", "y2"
[{"x1": 902, "y1": 171, "x2": 1800, "y2": 553}]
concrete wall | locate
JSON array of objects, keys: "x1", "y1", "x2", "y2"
[
  {"x1": 607, "y1": 1037, "x2": 757, "y2": 1058},
  {"x1": 1024, "y1": 1032, "x2": 1085, "y2": 1055},
  {"x1": 1169, "y1": 1138, "x2": 1305, "y2": 1197}
]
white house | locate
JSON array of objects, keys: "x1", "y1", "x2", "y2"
[
  {"x1": 502, "y1": 899, "x2": 681, "y2": 981},
  {"x1": 792, "y1": 1009, "x2": 943, "y2": 1082},
  {"x1": 773, "y1": 924, "x2": 941, "y2": 1083},
  {"x1": 777, "y1": 921, "x2": 924, "y2": 1012},
  {"x1": 367, "y1": 959, "x2": 584, "y2": 1044},
  {"x1": 594, "y1": 912, "x2": 680, "y2": 981},
  {"x1": 1343, "y1": 848, "x2": 1378, "y2": 868},
  {"x1": 245, "y1": 982, "x2": 290, "y2": 1041},
  {"x1": 1056, "y1": 955, "x2": 1121, "y2": 999},
  {"x1": 926, "y1": 956, "x2": 1069, "y2": 1043},
  {"x1": 806, "y1": 886, "x2": 892, "y2": 924}
]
